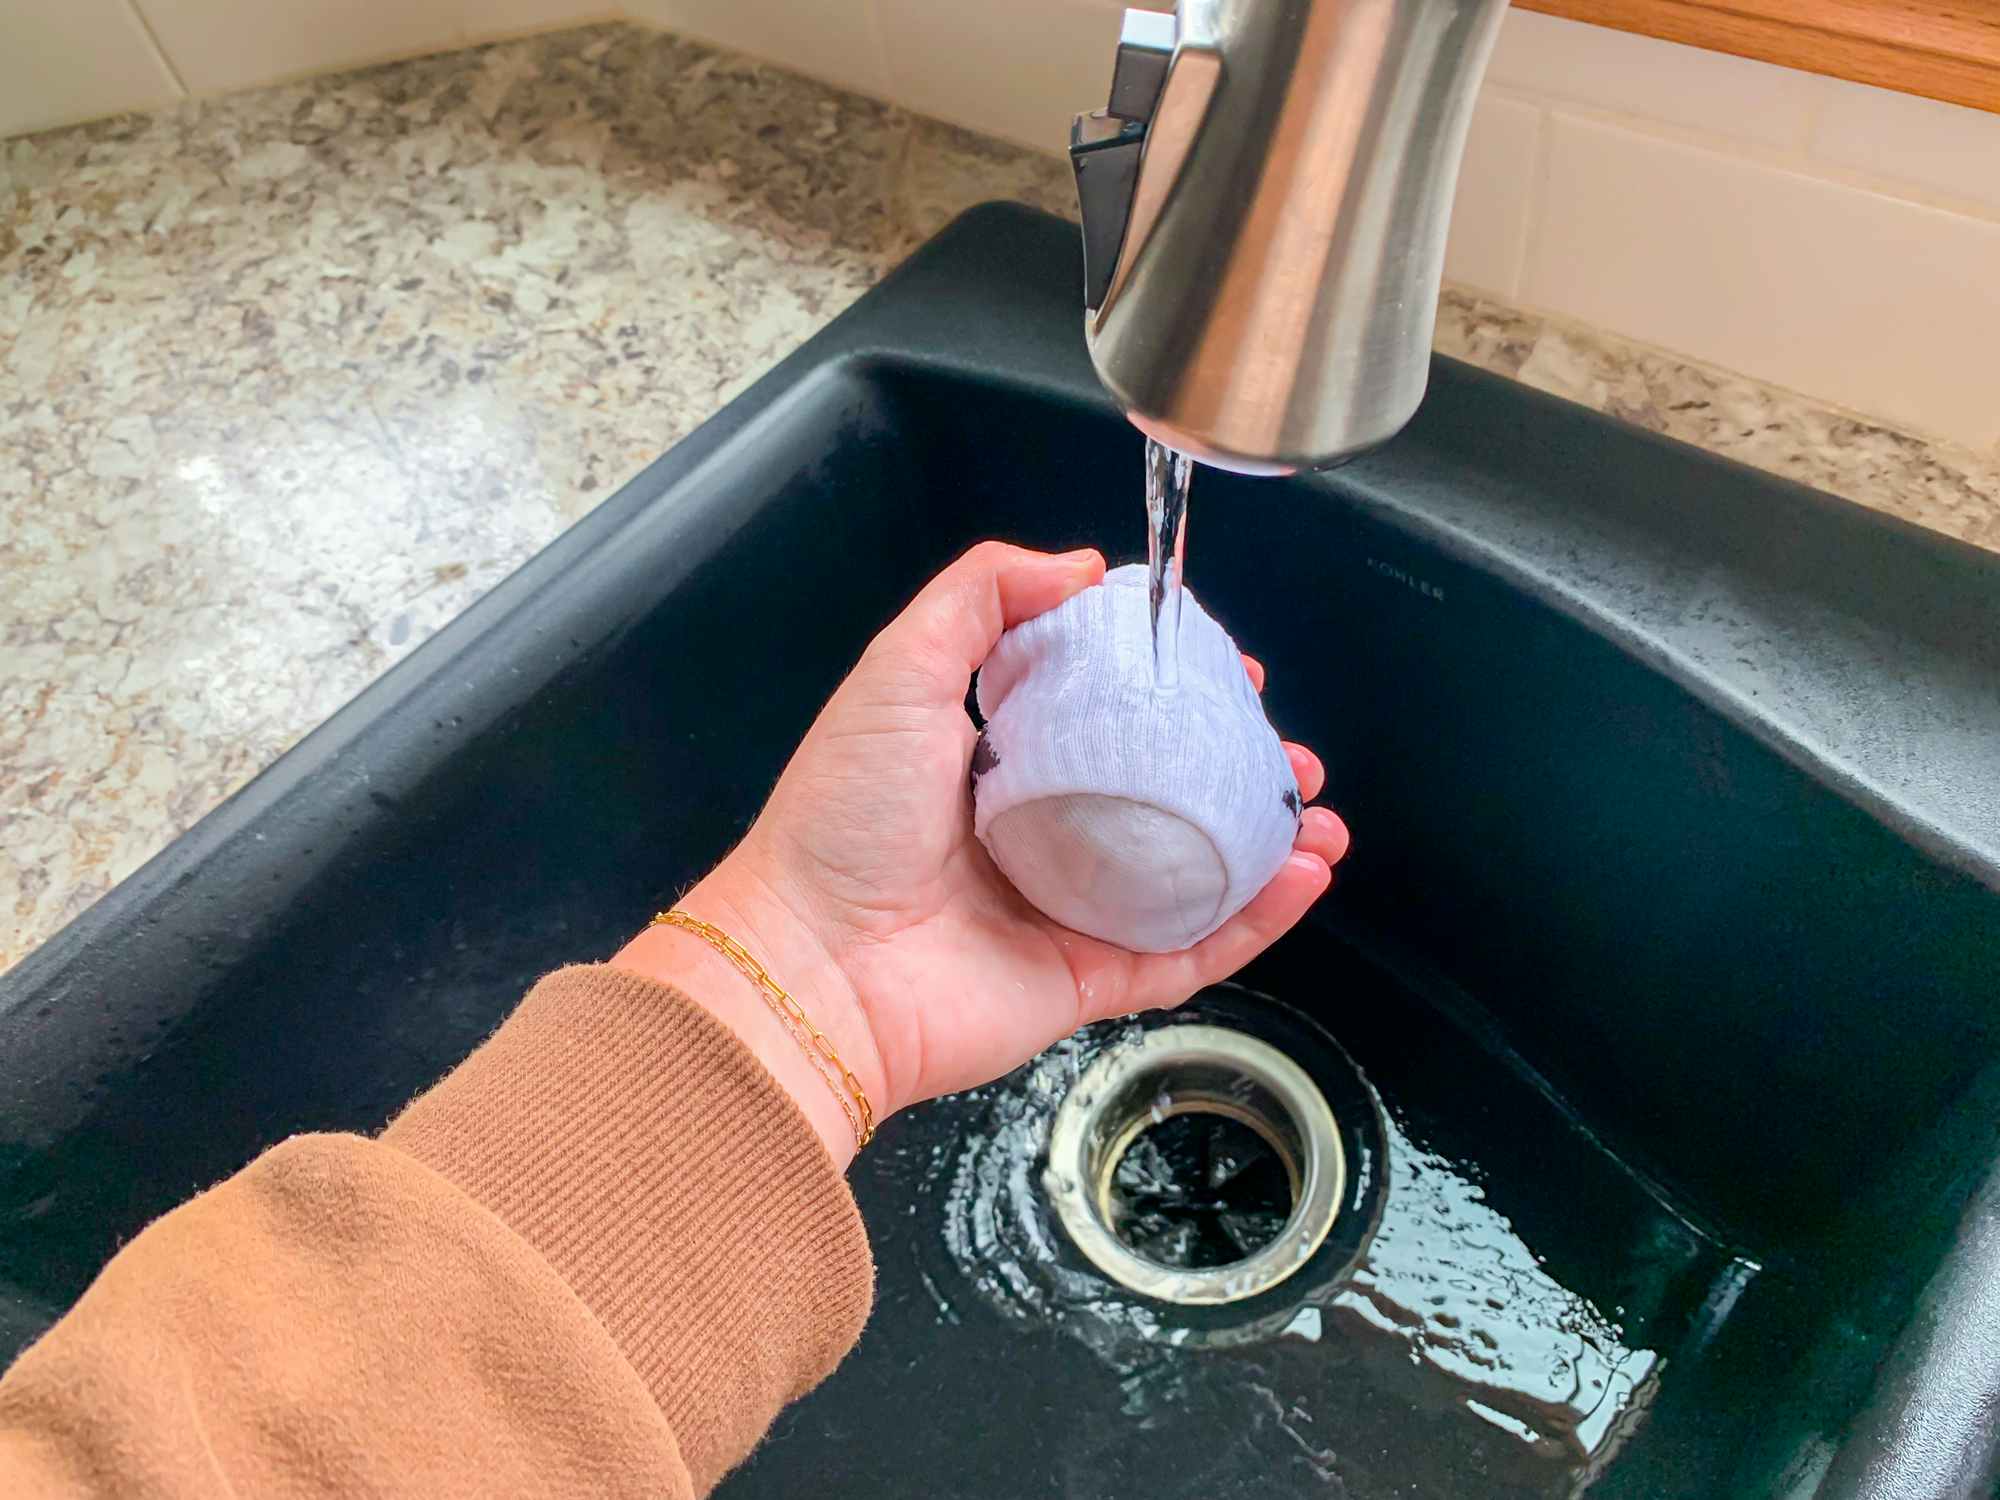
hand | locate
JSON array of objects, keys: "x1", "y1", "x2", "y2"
[{"x1": 615, "y1": 543, "x2": 1350, "y2": 1164}]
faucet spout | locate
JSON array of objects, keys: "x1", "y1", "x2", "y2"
[{"x1": 1070, "y1": 0, "x2": 1507, "y2": 474}]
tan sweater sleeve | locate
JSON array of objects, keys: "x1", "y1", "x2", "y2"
[{"x1": 0, "y1": 965, "x2": 874, "y2": 1499}]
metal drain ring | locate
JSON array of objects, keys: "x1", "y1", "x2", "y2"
[{"x1": 1045, "y1": 1024, "x2": 1345, "y2": 1305}]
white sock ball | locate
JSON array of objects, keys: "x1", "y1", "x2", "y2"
[{"x1": 972, "y1": 564, "x2": 1302, "y2": 953}]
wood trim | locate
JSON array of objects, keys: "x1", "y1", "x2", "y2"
[{"x1": 1514, "y1": 0, "x2": 2000, "y2": 113}]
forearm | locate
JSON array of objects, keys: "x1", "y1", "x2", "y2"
[
  {"x1": 0, "y1": 1133, "x2": 691, "y2": 1500},
  {"x1": 0, "y1": 966, "x2": 873, "y2": 1499},
  {"x1": 612, "y1": 857, "x2": 890, "y2": 1172},
  {"x1": 384, "y1": 963, "x2": 873, "y2": 1491}
]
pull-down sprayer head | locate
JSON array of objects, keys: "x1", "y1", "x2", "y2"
[{"x1": 1070, "y1": 0, "x2": 1507, "y2": 474}]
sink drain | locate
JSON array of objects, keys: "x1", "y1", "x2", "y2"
[{"x1": 1046, "y1": 1024, "x2": 1345, "y2": 1305}]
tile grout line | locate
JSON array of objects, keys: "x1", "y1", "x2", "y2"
[
  {"x1": 120, "y1": 0, "x2": 191, "y2": 99},
  {"x1": 1794, "y1": 73, "x2": 1826, "y2": 158},
  {"x1": 1495, "y1": 87, "x2": 2000, "y2": 229},
  {"x1": 859, "y1": 0, "x2": 899, "y2": 103},
  {"x1": 1513, "y1": 100, "x2": 1555, "y2": 305}
]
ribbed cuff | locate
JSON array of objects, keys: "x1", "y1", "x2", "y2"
[{"x1": 383, "y1": 964, "x2": 874, "y2": 1494}]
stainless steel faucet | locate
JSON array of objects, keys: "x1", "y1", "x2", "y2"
[{"x1": 1071, "y1": 0, "x2": 1507, "y2": 474}]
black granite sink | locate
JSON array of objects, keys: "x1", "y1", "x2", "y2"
[{"x1": 3, "y1": 205, "x2": 1998, "y2": 1498}]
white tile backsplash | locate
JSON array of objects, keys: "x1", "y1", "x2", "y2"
[
  {"x1": 475, "y1": 0, "x2": 620, "y2": 37},
  {"x1": 875, "y1": 0, "x2": 1124, "y2": 152},
  {"x1": 136, "y1": 0, "x2": 465, "y2": 93},
  {"x1": 1810, "y1": 75, "x2": 2000, "y2": 217},
  {"x1": 1486, "y1": 9, "x2": 1818, "y2": 150},
  {"x1": 1527, "y1": 114, "x2": 2000, "y2": 449},
  {"x1": 0, "y1": 0, "x2": 182, "y2": 137},
  {"x1": 622, "y1": 0, "x2": 891, "y2": 98},
  {"x1": 1444, "y1": 90, "x2": 1543, "y2": 297}
]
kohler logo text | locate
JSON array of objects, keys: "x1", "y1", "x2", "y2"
[{"x1": 1365, "y1": 557, "x2": 1446, "y2": 602}]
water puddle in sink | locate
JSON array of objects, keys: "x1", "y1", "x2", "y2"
[
  {"x1": 926, "y1": 1024, "x2": 1653, "y2": 1461},
  {"x1": 868, "y1": 970, "x2": 1753, "y2": 1499}
]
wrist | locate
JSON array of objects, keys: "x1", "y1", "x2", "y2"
[{"x1": 611, "y1": 856, "x2": 887, "y2": 1168}]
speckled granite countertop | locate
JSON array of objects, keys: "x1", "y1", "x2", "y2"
[{"x1": 4, "y1": 22, "x2": 1998, "y2": 970}]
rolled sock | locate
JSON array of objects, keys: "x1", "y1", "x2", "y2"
[{"x1": 973, "y1": 563, "x2": 1302, "y2": 953}]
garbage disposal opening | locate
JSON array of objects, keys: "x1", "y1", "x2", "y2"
[{"x1": 1046, "y1": 1024, "x2": 1344, "y2": 1305}]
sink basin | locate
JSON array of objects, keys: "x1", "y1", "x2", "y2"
[{"x1": 3, "y1": 204, "x2": 1998, "y2": 1497}]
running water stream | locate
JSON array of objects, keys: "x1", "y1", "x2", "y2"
[{"x1": 1144, "y1": 436, "x2": 1194, "y2": 689}]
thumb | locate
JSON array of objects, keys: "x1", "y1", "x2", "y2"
[{"x1": 874, "y1": 541, "x2": 1105, "y2": 703}]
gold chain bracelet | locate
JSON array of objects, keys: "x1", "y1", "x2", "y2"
[{"x1": 650, "y1": 908, "x2": 876, "y2": 1150}]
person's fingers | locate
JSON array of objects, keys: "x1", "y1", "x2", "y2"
[
  {"x1": 1065, "y1": 824, "x2": 1346, "y2": 1025},
  {"x1": 873, "y1": 541, "x2": 1105, "y2": 702},
  {"x1": 1283, "y1": 742, "x2": 1324, "y2": 801},
  {"x1": 1104, "y1": 853, "x2": 1332, "y2": 1017},
  {"x1": 1295, "y1": 805, "x2": 1350, "y2": 867},
  {"x1": 1245, "y1": 657, "x2": 1324, "y2": 801}
]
